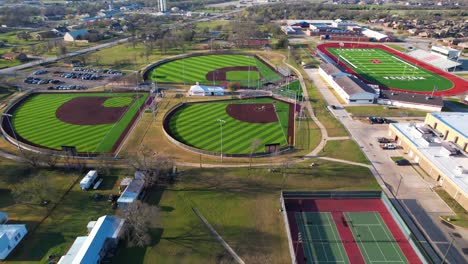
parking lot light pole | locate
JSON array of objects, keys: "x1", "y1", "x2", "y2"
[
  {"x1": 217, "y1": 119, "x2": 226, "y2": 162},
  {"x1": 395, "y1": 174, "x2": 403, "y2": 197},
  {"x1": 2, "y1": 113, "x2": 20, "y2": 150}
]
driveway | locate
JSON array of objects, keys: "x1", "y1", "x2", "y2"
[{"x1": 304, "y1": 68, "x2": 468, "y2": 263}]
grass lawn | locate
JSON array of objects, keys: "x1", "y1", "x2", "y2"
[
  {"x1": 148, "y1": 54, "x2": 282, "y2": 87},
  {"x1": 168, "y1": 98, "x2": 290, "y2": 154},
  {"x1": 390, "y1": 156, "x2": 405, "y2": 161},
  {"x1": 277, "y1": 80, "x2": 303, "y2": 101},
  {"x1": 226, "y1": 70, "x2": 260, "y2": 81},
  {"x1": 11, "y1": 92, "x2": 148, "y2": 152},
  {"x1": 320, "y1": 139, "x2": 370, "y2": 164},
  {"x1": 0, "y1": 59, "x2": 23, "y2": 69},
  {"x1": 386, "y1": 44, "x2": 409, "y2": 53},
  {"x1": 327, "y1": 47, "x2": 453, "y2": 92},
  {"x1": 345, "y1": 105, "x2": 429, "y2": 117},
  {"x1": 113, "y1": 161, "x2": 380, "y2": 263},
  {"x1": 0, "y1": 86, "x2": 15, "y2": 102},
  {"x1": 434, "y1": 188, "x2": 468, "y2": 228}
]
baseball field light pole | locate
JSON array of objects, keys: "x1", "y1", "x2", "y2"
[
  {"x1": 217, "y1": 119, "x2": 226, "y2": 163},
  {"x1": 2, "y1": 113, "x2": 20, "y2": 150}
]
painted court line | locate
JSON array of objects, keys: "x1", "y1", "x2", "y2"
[
  {"x1": 373, "y1": 212, "x2": 407, "y2": 263},
  {"x1": 325, "y1": 213, "x2": 349, "y2": 264}
]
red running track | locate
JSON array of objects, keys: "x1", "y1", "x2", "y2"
[
  {"x1": 284, "y1": 198, "x2": 422, "y2": 264},
  {"x1": 317, "y1": 42, "x2": 468, "y2": 96}
]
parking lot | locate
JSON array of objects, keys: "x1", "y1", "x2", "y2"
[{"x1": 14, "y1": 65, "x2": 125, "y2": 91}]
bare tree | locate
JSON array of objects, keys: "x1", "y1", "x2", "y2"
[
  {"x1": 20, "y1": 150, "x2": 42, "y2": 168},
  {"x1": 96, "y1": 154, "x2": 113, "y2": 175},
  {"x1": 11, "y1": 174, "x2": 51, "y2": 206},
  {"x1": 118, "y1": 201, "x2": 160, "y2": 247},
  {"x1": 127, "y1": 146, "x2": 174, "y2": 188},
  {"x1": 249, "y1": 139, "x2": 262, "y2": 170}
]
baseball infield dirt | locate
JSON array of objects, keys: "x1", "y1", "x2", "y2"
[{"x1": 56, "y1": 97, "x2": 133, "y2": 125}]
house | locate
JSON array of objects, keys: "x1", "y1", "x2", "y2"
[
  {"x1": 64, "y1": 29, "x2": 89, "y2": 42},
  {"x1": 1, "y1": 52, "x2": 27, "y2": 61},
  {"x1": 188, "y1": 83, "x2": 224, "y2": 96},
  {"x1": 319, "y1": 63, "x2": 377, "y2": 104},
  {"x1": 58, "y1": 215, "x2": 125, "y2": 264},
  {"x1": 117, "y1": 171, "x2": 145, "y2": 208},
  {"x1": 388, "y1": 113, "x2": 468, "y2": 210},
  {"x1": 0, "y1": 212, "x2": 27, "y2": 260}
]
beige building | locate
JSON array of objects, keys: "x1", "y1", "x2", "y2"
[{"x1": 388, "y1": 112, "x2": 468, "y2": 210}]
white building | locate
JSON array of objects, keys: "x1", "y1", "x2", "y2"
[
  {"x1": 0, "y1": 213, "x2": 27, "y2": 260},
  {"x1": 431, "y1": 45, "x2": 461, "y2": 60},
  {"x1": 331, "y1": 19, "x2": 357, "y2": 28},
  {"x1": 158, "y1": 0, "x2": 167, "y2": 12},
  {"x1": 319, "y1": 63, "x2": 377, "y2": 104},
  {"x1": 361, "y1": 28, "x2": 391, "y2": 42},
  {"x1": 58, "y1": 215, "x2": 125, "y2": 264},
  {"x1": 388, "y1": 113, "x2": 468, "y2": 210},
  {"x1": 63, "y1": 29, "x2": 89, "y2": 42},
  {"x1": 188, "y1": 83, "x2": 224, "y2": 96},
  {"x1": 117, "y1": 171, "x2": 145, "y2": 208},
  {"x1": 80, "y1": 170, "x2": 98, "y2": 190}
]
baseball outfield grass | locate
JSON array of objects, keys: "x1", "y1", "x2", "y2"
[
  {"x1": 10, "y1": 92, "x2": 148, "y2": 153},
  {"x1": 168, "y1": 98, "x2": 290, "y2": 154},
  {"x1": 147, "y1": 54, "x2": 282, "y2": 87},
  {"x1": 326, "y1": 47, "x2": 453, "y2": 92}
]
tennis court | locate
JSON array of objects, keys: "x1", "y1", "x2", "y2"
[
  {"x1": 295, "y1": 212, "x2": 350, "y2": 264},
  {"x1": 344, "y1": 212, "x2": 409, "y2": 264}
]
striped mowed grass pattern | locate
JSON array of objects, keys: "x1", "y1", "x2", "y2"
[
  {"x1": 148, "y1": 54, "x2": 282, "y2": 86},
  {"x1": 168, "y1": 98, "x2": 290, "y2": 154},
  {"x1": 12, "y1": 93, "x2": 148, "y2": 152},
  {"x1": 327, "y1": 48, "x2": 453, "y2": 92}
]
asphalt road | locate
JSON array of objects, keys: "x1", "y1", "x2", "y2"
[{"x1": 304, "y1": 68, "x2": 468, "y2": 264}]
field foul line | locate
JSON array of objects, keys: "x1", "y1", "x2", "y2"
[
  {"x1": 273, "y1": 104, "x2": 288, "y2": 146},
  {"x1": 339, "y1": 55, "x2": 358, "y2": 69},
  {"x1": 391, "y1": 56, "x2": 417, "y2": 69}
]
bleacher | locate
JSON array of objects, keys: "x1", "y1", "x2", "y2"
[{"x1": 407, "y1": 49, "x2": 461, "y2": 71}]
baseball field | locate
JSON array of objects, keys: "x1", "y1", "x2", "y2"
[
  {"x1": 166, "y1": 97, "x2": 294, "y2": 154},
  {"x1": 8, "y1": 92, "x2": 149, "y2": 153},
  {"x1": 147, "y1": 54, "x2": 283, "y2": 87}
]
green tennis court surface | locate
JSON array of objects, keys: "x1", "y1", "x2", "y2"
[
  {"x1": 345, "y1": 212, "x2": 409, "y2": 264},
  {"x1": 327, "y1": 48, "x2": 453, "y2": 92},
  {"x1": 296, "y1": 212, "x2": 350, "y2": 263}
]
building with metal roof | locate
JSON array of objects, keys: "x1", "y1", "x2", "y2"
[
  {"x1": 388, "y1": 112, "x2": 468, "y2": 210},
  {"x1": 188, "y1": 83, "x2": 225, "y2": 96},
  {"x1": 58, "y1": 215, "x2": 125, "y2": 264},
  {"x1": 319, "y1": 63, "x2": 377, "y2": 104},
  {"x1": 378, "y1": 90, "x2": 443, "y2": 112},
  {"x1": 117, "y1": 172, "x2": 145, "y2": 208},
  {"x1": 0, "y1": 213, "x2": 27, "y2": 260}
]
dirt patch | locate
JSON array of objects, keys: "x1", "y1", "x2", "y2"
[
  {"x1": 56, "y1": 97, "x2": 133, "y2": 125},
  {"x1": 226, "y1": 103, "x2": 278, "y2": 123},
  {"x1": 206, "y1": 66, "x2": 259, "y2": 81}
]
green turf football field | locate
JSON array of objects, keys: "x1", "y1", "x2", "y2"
[
  {"x1": 168, "y1": 98, "x2": 289, "y2": 154},
  {"x1": 12, "y1": 93, "x2": 148, "y2": 152},
  {"x1": 345, "y1": 212, "x2": 409, "y2": 264},
  {"x1": 296, "y1": 212, "x2": 350, "y2": 264},
  {"x1": 148, "y1": 54, "x2": 282, "y2": 86},
  {"x1": 327, "y1": 48, "x2": 453, "y2": 92}
]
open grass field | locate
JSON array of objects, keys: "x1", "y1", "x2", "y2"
[
  {"x1": 167, "y1": 98, "x2": 291, "y2": 154},
  {"x1": 112, "y1": 161, "x2": 379, "y2": 263},
  {"x1": 9, "y1": 92, "x2": 148, "y2": 153},
  {"x1": 147, "y1": 54, "x2": 282, "y2": 87},
  {"x1": 327, "y1": 47, "x2": 453, "y2": 92},
  {"x1": 320, "y1": 139, "x2": 370, "y2": 164}
]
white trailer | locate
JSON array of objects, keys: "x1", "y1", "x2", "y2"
[{"x1": 80, "y1": 170, "x2": 98, "y2": 190}]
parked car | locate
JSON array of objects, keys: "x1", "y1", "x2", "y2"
[
  {"x1": 377, "y1": 137, "x2": 391, "y2": 143},
  {"x1": 395, "y1": 159, "x2": 411, "y2": 166},
  {"x1": 33, "y1": 69, "x2": 48, "y2": 75},
  {"x1": 381, "y1": 143, "x2": 397, "y2": 150}
]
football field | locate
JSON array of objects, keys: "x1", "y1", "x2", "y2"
[{"x1": 327, "y1": 48, "x2": 454, "y2": 92}]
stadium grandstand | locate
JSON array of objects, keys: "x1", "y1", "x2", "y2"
[{"x1": 407, "y1": 49, "x2": 462, "y2": 71}]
